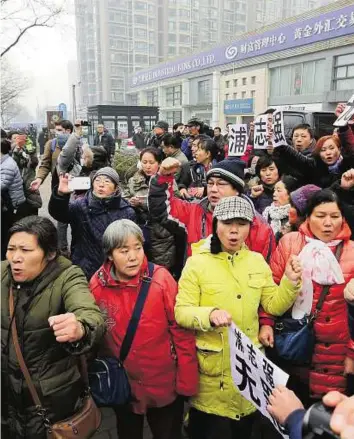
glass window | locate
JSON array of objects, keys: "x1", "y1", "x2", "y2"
[
  {"x1": 135, "y1": 1, "x2": 147, "y2": 9},
  {"x1": 198, "y1": 80, "x2": 211, "y2": 104},
  {"x1": 242, "y1": 91, "x2": 246, "y2": 98},
  {"x1": 166, "y1": 111, "x2": 182, "y2": 127},
  {"x1": 168, "y1": 21, "x2": 176, "y2": 31},
  {"x1": 225, "y1": 93, "x2": 229, "y2": 100},
  {"x1": 135, "y1": 15, "x2": 147, "y2": 24},
  {"x1": 169, "y1": 33, "x2": 176, "y2": 43},
  {"x1": 242, "y1": 77, "x2": 247, "y2": 85},
  {"x1": 233, "y1": 79, "x2": 238, "y2": 87},
  {"x1": 180, "y1": 22, "x2": 190, "y2": 31},
  {"x1": 251, "y1": 76, "x2": 256, "y2": 84},
  {"x1": 336, "y1": 54, "x2": 354, "y2": 67},
  {"x1": 225, "y1": 80, "x2": 230, "y2": 88},
  {"x1": 251, "y1": 90, "x2": 256, "y2": 98},
  {"x1": 111, "y1": 78, "x2": 124, "y2": 89},
  {"x1": 166, "y1": 85, "x2": 182, "y2": 106},
  {"x1": 179, "y1": 34, "x2": 190, "y2": 43},
  {"x1": 233, "y1": 92, "x2": 237, "y2": 99},
  {"x1": 334, "y1": 54, "x2": 354, "y2": 91},
  {"x1": 147, "y1": 89, "x2": 158, "y2": 106},
  {"x1": 280, "y1": 65, "x2": 291, "y2": 95}
]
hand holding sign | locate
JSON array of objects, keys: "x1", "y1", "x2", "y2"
[
  {"x1": 334, "y1": 94, "x2": 354, "y2": 127},
  {"x1": 254, "y1": 115, "x2": 268, "y2": 149}
]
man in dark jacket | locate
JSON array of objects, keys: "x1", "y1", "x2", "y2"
[
  {"x1": 93, "y1": 124, "x2": 115, "y2": 160},
  {"x1": 132, "y1": 126, "x2": 145, "y2": 150},
  {"x1": 49, "y1": 167, "x2": 136, "y2": 279},
  {"x1": 145, "y1": 120, "x2": 169, "y2": 149}
]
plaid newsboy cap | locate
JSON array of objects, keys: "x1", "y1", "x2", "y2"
[{"x1": 213, "y1": 196, "x2": 254, "y2": 222}]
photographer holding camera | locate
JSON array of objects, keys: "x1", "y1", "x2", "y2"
[{"x1": 267, "y1": 385, "x2": 354, "y2": 439}]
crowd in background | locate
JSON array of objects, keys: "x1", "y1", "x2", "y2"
[{"x1": 1, "y1": 101, "x2": 354, "y2": 439}]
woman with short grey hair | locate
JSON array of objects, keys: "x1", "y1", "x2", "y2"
[{"x1": 90, "y1": 219, "x2": 198, "y2": 439}]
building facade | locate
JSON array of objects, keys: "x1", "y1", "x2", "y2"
[
  {"x1": 127, "y1": 0, "x2": 354, "y2": 128},
  {"x1": 74, "y1": 0, "x2": 324, "y2": 108}
]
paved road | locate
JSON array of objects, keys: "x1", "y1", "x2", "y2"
[{"x1": 38, "y1": 176, "x2": 152, "y2": 439}]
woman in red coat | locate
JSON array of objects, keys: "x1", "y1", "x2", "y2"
[
  {"x1": 90, "y1": 219, "x2": 198, "y2": 439},
  {"x1": 270, "y1": 189, "x2": 354, "y2": 406}
]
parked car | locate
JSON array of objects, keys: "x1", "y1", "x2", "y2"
[{"x1": 283, "y1": 111, "x2": 337, "y2": 141}]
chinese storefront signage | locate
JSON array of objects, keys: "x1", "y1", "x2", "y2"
[{"x1": 131, "y1": 6, "x2": 354, "y2": 87}]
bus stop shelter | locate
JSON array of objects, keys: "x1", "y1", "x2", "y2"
[{"x1": 87, "y1": 105, "x2": 159, "y2": 139}]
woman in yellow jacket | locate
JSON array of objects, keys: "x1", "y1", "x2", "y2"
[{"x1": 175, "y1": 196, "x2": 302, "y2": 439}]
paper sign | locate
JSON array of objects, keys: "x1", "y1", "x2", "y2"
[
  {"x1": 229, "y1": 322, "x2": 290, "y2": 439},
  {"x1": 228, "y1": 124, "x2": 249, "y2": 156},
  {"x1": 272, "y1": 110, "x2": 286, "y2": 147},
  {"x1": 334, "y1": 94, "x2": 354, "y2": 127},
  {"x1": 254, "y1": 115, "x2": 269, "y2": 149}
]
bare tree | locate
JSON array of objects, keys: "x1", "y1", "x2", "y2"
[
  {"x1": 1, "y1": 60, "x2": 29, "y2": 125},
  {"x1": 1, "y1": 0, "x2": 66, "y2": 57}
]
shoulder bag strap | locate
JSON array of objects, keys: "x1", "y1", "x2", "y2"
[
  {"x1": 9, "y1": 287, "x2": 43, "y2": 408},
  {"x1": 120, "y1": 262, "x2": 154, "y2": 363},
  {"x1": 10, "y1": 287, "x2": 89, "y2": 404},
  {"x1": 311, "y1": 242, "x2": 343, "y2": 321}
]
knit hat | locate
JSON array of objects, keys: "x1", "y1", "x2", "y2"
[
  {"x1": 93, "y1": 167, "x2": 120, "y2": 187},
  {"x1": 155, "y1": 120, "x2": 169, "y2": 131},
  {"x1": 290, "y1": 184, "x2": 321, "y2": 216},
  {"x1": 207, "y1": 159, "x2": 245, "y2": 193},
  {"x1": 213, "y1": 196, "x2": 254, "y2": 222}
]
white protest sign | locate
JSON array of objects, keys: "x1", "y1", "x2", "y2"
[
  {"x1": 334, "y1": 94, "x2": 354, "y2": 127},
  {"x1": 254, "y1": 114, "x2": 268, "y2": 149},
  {"x1": 229, "y1": 322, "x2": 289, "y2": 439},
  {"x1": 228, "y1": 124, "x2": 249, "y2": 156},
  {"x1": 272, "y1": 110, "x2": 287, "y2": 148}
]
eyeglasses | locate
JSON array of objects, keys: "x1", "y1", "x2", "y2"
[
  {"x1": 94, "y1": 178, "x2": 113, "y2": 186},
  {"x1": 207, "y1": 181, "x2": 231, "y2": 188}
]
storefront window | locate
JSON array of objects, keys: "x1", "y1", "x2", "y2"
[
  {"x1": 270, "y1": 59, "x2": 325, "y2": 97},
  {"x1": 166, "y1": 85, "x2": 182, "y2": 106},
  {"x1": 334, "y1": 54, "x2": 354, "y2": 91}
]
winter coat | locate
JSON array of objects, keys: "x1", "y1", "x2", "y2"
[
  {"x1": 132, "y1": 132, "x2": 145, "y2": 150},
  {"x1": 123, "y1": 171, "x2": 177, "y2": 271},
  {"x1": 93, "y1": 132, "x2": 115, "y2": 157},
  {"x1": 48, "y1": 189, "x2": 136, "y2": 279},
  {"x1": 1, "y1": 257, "x2": 105, "y2": 439},
  {"x1": 273, "y1": 141, "x2": 354, "y2": 188},
  {"x1": 272, "y1": 139, "x2": 316, "y2": 184},
  {"x1": 175, "y1": 239, "x2": 301, "y2": 420},
  {"x1": 12, "y1": 146, "x2": 42, "y2": 209},
  {"x1": 148, "y1": 174, "x2": 276, "y2": 262},
  {"x1": 270, "y1": 220, "x2": 354, "y2": 397},
  {"x1": 0, "y1": 154, "x2": 26, "y2": 208},
  {"x1": 36, "y1": 139, "x2": 62, "y2": 189},
  {"x1": 178, "y1": 161, "x2": 215, "y2": 196},
  {"x1": 247, "y1": 178, "x2": 275, "y2": 214},
  {"x1": 90, "y1": 258, "x2": 199, "y2": 414}
]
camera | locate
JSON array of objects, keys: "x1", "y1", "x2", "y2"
[{"x1": 302, "y1": 402, "x2": 339, "y2": 439}]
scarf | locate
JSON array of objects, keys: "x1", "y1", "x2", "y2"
[
  {"x1": 292, "y1": 237, "x2": 345, "y2": 319},
  {"x1": 262, "y1": 203, "x2": 290, "y2": 235},
  {"x1": 328, "y1": 155, "x2": 343, "y2": 174}
]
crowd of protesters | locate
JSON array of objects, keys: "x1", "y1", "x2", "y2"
[{"x1": 1, "y1": 101, "x2": 353, "y2": 439}]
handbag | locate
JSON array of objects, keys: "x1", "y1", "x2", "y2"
[
  {"x1": 9, "y1": 288, "x2": 101, "y2": 439},
  {"x1": 89, "y1": 262, "x2": 154, "y2": 406},
  {"x1": 274, "y1": 242, "x2": 343, "y2": 365}
]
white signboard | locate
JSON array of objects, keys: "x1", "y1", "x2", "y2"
[
  {"x1": 272, "y1": 110, "x2": 287, "y2": 148},
  {"x1": 254, "y1": 115, "x2": 269, "y2": 149},
  {"x1": 229, "y1": 322, "x2": 290, "y2": 439},
  {"x1": 334, "y1": 94, "x2": 354, "y2": 127},
  {"x1": 228, "y1": 124, "x2": 249, "y2": 156}
]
